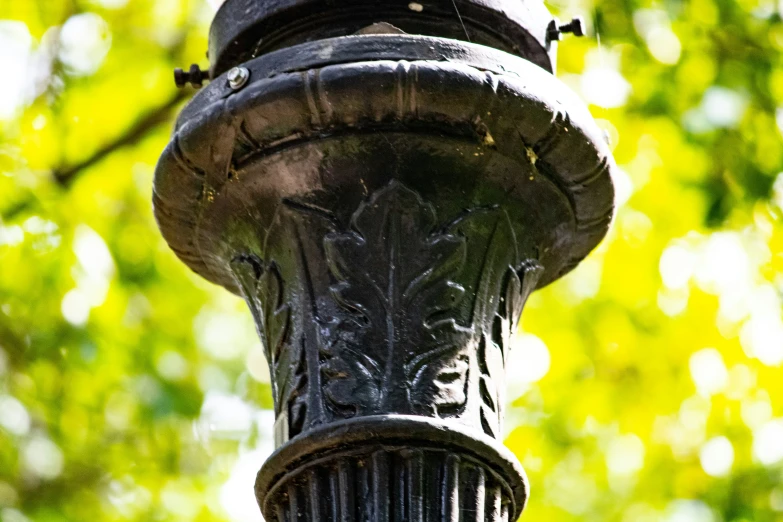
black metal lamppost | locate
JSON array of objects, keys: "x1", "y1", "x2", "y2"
[{"x1": 155, "y1": 1, "x2": 616, "y2": 519}]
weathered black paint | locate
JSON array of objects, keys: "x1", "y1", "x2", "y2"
[
  {"x1": 207, "y1": 0, "x2": 558, "y2": 76},
  {"x1": 154, "y1": 2, "x2": 616, "y2": 520}
]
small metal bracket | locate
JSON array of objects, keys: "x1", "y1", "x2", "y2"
[
  {"x1": 547, "y1": 17, "x2": 586, "y2": 42},
  {"x1": 174, "y1": 64, "x2": 208, "y2": 89}
]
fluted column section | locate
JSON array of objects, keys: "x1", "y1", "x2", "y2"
[{"x1": 267, "y1": 446, "x2": 511, "y2": 522}]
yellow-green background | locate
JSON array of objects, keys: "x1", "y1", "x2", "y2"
[{"x1": 1, "y1": 0, "x2": 783, "y2": 520}]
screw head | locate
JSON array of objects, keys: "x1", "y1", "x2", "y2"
[{"x1": 227, "y1": 67, "x2": 250, "y2": 90}]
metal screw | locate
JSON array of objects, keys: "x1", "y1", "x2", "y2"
[
  {"x1": 174, "y1": 64, "x2": 208, "y2": 89},
  {"x1": 547, "y1": 17, "x2": 586, "y2": 42},
  {"x1": 227, "y1": 67, "x2": 250, "y2": 90}
]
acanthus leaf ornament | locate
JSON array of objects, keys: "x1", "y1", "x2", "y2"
[
  {"x1": 231, "y1": 181, "x2": 545, "y2": 441},
  {"x1": 497, "y1": 260, "x2": 545, "y2": 362},
  {"x1": 322, "y1": 181, "x2": 472, "y2": 417},
  {"x1": 483, "y1": 260, "x2": 543, "y2": 436},
  {"x1": 231, "y1": 255, "x2": 308, "y2": 437}
]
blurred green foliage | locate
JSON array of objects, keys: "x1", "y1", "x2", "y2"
[{"x1": 1, "y1": 0, "x2": 783, "y2": 521}]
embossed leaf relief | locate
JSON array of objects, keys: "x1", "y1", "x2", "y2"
[
  {"x1": 231, "y1": 183, "x2": 543, "y2": 437},
  {"x1": 231, "y1": 255, "x2": 308, "y2": 434},
  {"x1": 321, "y1": 181, "x2": 472, "y2": 417},
  {"x1": 480, "y1": 260, "x2": 543, "y2": 437},
  {"x1": 495, "y1": 261, "x2": 544, "y2": 362},
  {"x1": 478, "y1": 334, "x2": 503, "y2": 438}
]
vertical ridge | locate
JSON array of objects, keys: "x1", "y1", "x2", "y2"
[
  {"x1": 288, "y1": 483, "x2": 299, "y2": 522},
  {"x1": 404, "y1": 449, "x2": 424, "y2": 522},
  {"x1": 329, "y1": 463, "x2": 340, "y2": 522},
  {"x1": 372, "y1": 450, "x2": 390, "y2": 522},
  {"x1": 487, "y1": 484, "x2": 502, "y2": 521},
  {"x1": 473, "y1": 467, "x2": 486, "y2": 522},
  {"x1": 396, "y1": 451, "x2": 406, "y2": 522},
  {"x1": 338, "y1": 459, "x2": 354, "y2": 522},
  {"x1": 303, "y1": 70, "x2": 322, "y2": 128},
  {"x1": 424, "y1": 452, "x2": 441, "y2": 522},
  {"x1": 309, "y1": 469, "x2": 321, "y2": 521},
  {"x1": 443, "y1": 454, "x2": 460, "y2": 522},
  {"x1": 263, "y1": 448, "x2": 515, "y2": 522}
]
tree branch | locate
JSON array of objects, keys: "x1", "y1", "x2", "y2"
[{"x1": 53, "y1": 90, "x2": 190, "y2": 187}]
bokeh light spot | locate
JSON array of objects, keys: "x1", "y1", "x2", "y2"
[
  {"x1": 58, "y1": 13, "x2": 112, "y2": 76},
  {"x1": 689, "y1": 348, "x2": 728, "y2": 396},
  {"x1": 0, "y1": 396, "x2": 31, "y2": 436},
  {"x1": 753, "y1": 419, "x2": 783, "y2": 466},
  {"x1": 699, "y1": 436, "x2": 734, "y2": 477},
  {"x1": 606, "y1": 434, "x2": 646, "y2": 476},
  {"x1": 22, "y1": 437, "x2": 64, "y2": 480}
]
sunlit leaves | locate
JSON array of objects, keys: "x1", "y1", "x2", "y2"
[{"x1": 0, "y1": 0, "x2": 782, "y2": 520}]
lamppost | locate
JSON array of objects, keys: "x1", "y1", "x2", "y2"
[{"x1": 155, "y1": 0, "x2": 616, "y2": 520}]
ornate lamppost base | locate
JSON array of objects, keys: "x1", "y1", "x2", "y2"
[{"x1": 155, "y1": 6, "x2": 615, "y2": 520}]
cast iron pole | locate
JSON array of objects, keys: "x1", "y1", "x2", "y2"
[{"x1": 155, "y1": 1, "x2": 615, "y2": 519}]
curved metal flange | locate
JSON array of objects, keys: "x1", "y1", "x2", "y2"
[
  {"x1": 154, "y1": 35, "x2": 615, "y2": 293},
  {"x1": 256, "y1": 415, "x2": 529, "y2": 521},
  {"x1": 154, "y1": 32, "x2": 616, "y2": 522}
]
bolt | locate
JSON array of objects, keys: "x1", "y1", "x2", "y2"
[
  {"x1": 547, "y1": 17, "x2": 587, "y2": 42},
  {"x1": 560, "y1": 17, "x2": 586, "y2": 37},
  {"x1": 227, "y1": 67, "x2": 250, "y2": 90},
  {"x1": 174, "y1": 64, "x2": 208, "y2": 89}
]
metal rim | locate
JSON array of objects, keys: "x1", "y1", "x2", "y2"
[
  {"x1": 154, "y1": 35, "x2": 614, "y2": 292},
  {"x1": 255, "y1": 415, "x2": 530, "y2": 521}
]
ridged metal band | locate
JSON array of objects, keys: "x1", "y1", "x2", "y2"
[{"x1": 256, "y1": 415, "x2": 528, "y2": 521}]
